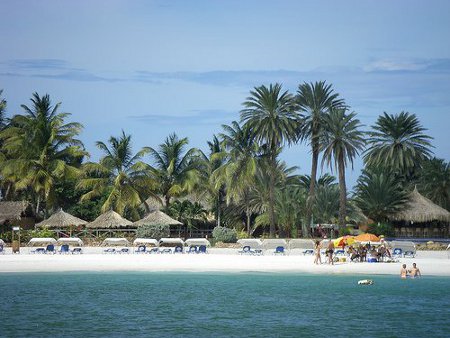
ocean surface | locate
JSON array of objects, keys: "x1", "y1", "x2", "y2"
[{"x1": 0, "y1": 272, "x2": 449, "y2": 338}]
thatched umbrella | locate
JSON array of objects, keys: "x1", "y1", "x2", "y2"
[
  {"x1": 0, "y1": 201, "x2": 31, "y2": 224},
  {"x1": 133, "y1": 210, "x2": 182, "y2": 227},
  {"x1": 86, "y1": 210, "x2": 133, "y2": 229},
  {"x1": 36, "y1": 209, "x2": 87, "y2": 229},
  {"x1": 389, "y1": 187, "x2": 450, "y2": 223}
]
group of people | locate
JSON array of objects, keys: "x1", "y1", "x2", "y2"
[
  {"x1": 313, "y1": 239, "x2": 337, "y2": 265},
  {"x1": 400, "y1": 263, "x2": 421, "y2": 278}
]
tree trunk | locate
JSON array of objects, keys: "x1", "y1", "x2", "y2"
[
  {"x1": 338, "y1": 153, "x2": 347, "y2": 229},
  {"x1": 268, "y1": 155, "x2": 276, "y2": 237},
  {"x1": 165, "y1": 195, "x2": 171, "y2": 209},
  {"x1": 304, "y1": 140, "x2": 319, "y2": 238},
  {"x1": 246, "y1": 206, "x2": 251, "y2": 235}
]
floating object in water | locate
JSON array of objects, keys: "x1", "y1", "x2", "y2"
[{"x1": 358, "y1": 279, "x2": 374, "y2": 285}]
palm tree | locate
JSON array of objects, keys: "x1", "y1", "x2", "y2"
[
  {"x1": 147, "y1": 133, "x2": 201, "y2": 208},
  {"x1": 321, "y1": 109, "x2": 365, "y2": 228},
  {"x1": 354, "y1": 168, "x2": 408, "y2": 222},
  {"x1": 214, "y1": 121, "x2": 259, "y2": 233},
  {"x1": 77, "y1": 131, "x2": 156, "y2": 216},
  {"x1": 0, "y1": 89, "x2": 6, "y2": 130},
  {"x1": 364, "y1": 112, "x2": 433, "y2": 179},
  {"x1": 240, "y1": 83, "x2": 298, "y2": 237},
  {"x1": 296, "y1": 81, "x2": 345, "y2": 235},
  {"x1": 417, "y1": 157, "x2": 450, "y2": 210},
  {"x1": 0, "y1": 93, "x2": 85, "y2": 214}
]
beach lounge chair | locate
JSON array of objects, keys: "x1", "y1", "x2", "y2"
[
  {"x1": 393, "y1": 248, "x2": 403, "y2": 258},
  {"x1": 334, "y1": 249, "x2": 345, "y2": 256},
  {"x1": 403, "y1": 250, "x2": 415, "y2": 258},
  {"x1": 160, "y1": 248, "x2": 172, "y2": 254},
  {"x1": 71, "y1": 247, "x2": 82, "y2": 254},
  {"x1": 135, "y1": 245, "x2": 146, "y2": 254},
  {"x1": 198, "y1": 245, "x2": 207, "y2": 254},
  {"x1": 147, "y1": 247, "x2": 159, "y2": 254},
  {"x1": 45, "y1": 244, "x2": 56, "y2": 254},
  {"x1": 302, "y1": 249, "x2": 314, "y2": 255},
  {"x1": 174, "y1": 245, "x2": 183, "y2": 254},
  {"x1": 238, "y1": 245, "x2": 252, "y2": 255},
  {"x1": 118, "y1": 248, "x2": 129, "y2": 254},
  {"x1": 59, "y1": 244, "x2": 70, "y2": 254},
  {"x1": 31, "y1": 247, "x2": 46, "y2": 254},
  {"x1": 187, "y1": 246, "x2": 198, "y2": 254},
  {"x1": 103, "y1": 248, "x2": 116, "y2": 254},
  {"x1": 274, "y1": 246, "x2": 285, "y2": 255}
]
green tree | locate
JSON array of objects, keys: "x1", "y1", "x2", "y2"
[
  {"x1": 364, "y1": 112, "x2": 433, "y2": 179},
  {"x1": 215, "y1": 121, "x2": 259, "y2": 233},
  {"x1": 0, "y1": 93, "x2": 85, "y2": 214},
  {"x1": 78, "y1": 131, "x2": 155, "y2": 216},
  {"x1": 417, "y1": 157, "x2": 450, "y2": 210},
  {"x1": 354, "y1": 168, "x2": 408, "y2": 222},
  {"x1": 296, "y1": 81, "x2": 345, "y2": 236},
  {"x1": 241, "y1": 83, "x2": 298, "y2": 237},
  {"x1": 321, "y1": 109, "x2": 365, "y2": 228},
  {"x1": 147, "y1": 133, "x2": 201, "y2": 208}
]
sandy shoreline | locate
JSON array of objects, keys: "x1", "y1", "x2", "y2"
[{"x1": 1, "y1": 248, "x2": 449, "y2": 276}]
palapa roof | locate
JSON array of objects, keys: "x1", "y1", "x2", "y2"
[
  {"x1": 86, "y1": 210, "x2": 133, "y2": 229},
  {"x1": 142, "y1": 196, "x2": 163, "y2": 212},
  {"x1": 133, "y1": 210, "x2": 182, "y2": 227},
  {"x1": 389, "y1": 188, "x2": 450, "y2": 223},
  {"x1": 36, "y1": 210, "x2": 87, "y2": 229},
  {"x1": 0, "y1": 201, "x2": 31, "y2": 223}
]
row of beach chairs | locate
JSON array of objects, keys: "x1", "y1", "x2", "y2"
[
  {"x1": 30, "y1": 244, "x2": 82, "y2": 254},
  {"x1": 103, "y1": 245, "x2": 208, "y2": 254}
]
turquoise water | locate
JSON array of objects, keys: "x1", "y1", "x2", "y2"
[{"x1": 0, "y1": 273, "x2": 449, "y2": 338}]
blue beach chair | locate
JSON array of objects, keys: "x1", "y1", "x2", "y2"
[
  {"x1": 71, "y1": 247, "x2": 82, "y2": 254},
  {"x1": 393, "y1": 248, "x2": 403, "y2": 258},
  {"x1": 103, "y1": 248, "x2": 116, "y2": 254},
  {"x1": 198, "y1": 245, "x2": 207, "y2": 254},
  {"x1": 59, "y1": 244, "x2": 70, "y2": 254},
  {"x1": 187, "y1": 246, "x2": 198, "y2": 254},
  {"x1": 174, "y1": 245, "x2": 183, "y2": 254},
  {"x1": 135, "y1": 245, "x2": 146, "y2": 254},
  {"x1": 302, "y1": 249, "x2": 314, "y2": 255},
  {"x1": 403, "y1": 250, "x2": 415, "y2": 258},
  {"x1": 274, "y1": 246, "x2": 285, "y2": 255},
  {"x1": 45, "y1": 244, "x2": 56, "y2": 254},
  {"x1": 238, "y1": 245, "x2": 252, "y2": 255}
]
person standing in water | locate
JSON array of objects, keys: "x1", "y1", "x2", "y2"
[
  {"x1": 314, "y1": 240, "x2": 322, "y2": 265},
  {"x1": 409, "y1": 263, "x2": 422, "y2": 277},
  {"x1": 400, "y1": 264, "x2": 408, "y2": 278}
]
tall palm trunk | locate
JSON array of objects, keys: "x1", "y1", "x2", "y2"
[
  {"x1": 338, "y1": 152, "x2": 347, "y2": 228},
  {"x1": 305, "y1": 140, "x2": 319, "y2": 238},
  {"x1": 268, "y1": 154, "x2": 276, "y2": 237},
  {"x1": 246, "y1": 206, "x2": 251, "y2": 235}
]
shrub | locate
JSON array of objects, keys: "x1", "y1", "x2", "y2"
[
  {"x1": 136, "y1": 224, "x2": 170, "y2": 239},
  {"x1": 30, "y1": 228, "x2": 55, "y2": 239},
  {"x1": 212, "y1": 226, "x2": 237, "y2": 243},
  {"x1": 367, "y1": 222, "x2": 395, "y2": 237},
  {"x1": 338, "y1": 227, "x2": 352, "y2": 237},
  {"x1": 237, "y1": 230, "x2": 250, "y2": 240}
]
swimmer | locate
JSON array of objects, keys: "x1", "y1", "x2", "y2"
[
  {"x1": 400, "y1": 264, "x2": 408, "y2": 278},
  {"x1": 409, "y1": 263, "x2": 421, "y2": 278}
]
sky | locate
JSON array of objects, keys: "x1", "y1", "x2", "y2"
[{"x1": 1, "y1": 0, "x2": 449, "y2": 189}]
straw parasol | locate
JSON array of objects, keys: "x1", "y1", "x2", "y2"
[
  {"x1": 133, "y1": 210, "x2": 182, "y2": 227},
  {"x1": 388, "y1": 187, "x2": 450, "y2": 223},
  {"x1": 0, "y1": 201, "x2": 32, "y2": 224},
  {"x1": 86, "y1": 210, "x2": 133, "y2": 229},
  {"x1": 36, "y1": 209, "x2": 87, "y2": 229}
]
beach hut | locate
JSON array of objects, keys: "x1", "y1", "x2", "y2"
[
  {"x1": 0, "y1": 201, "x2": 35, "y2": 229},
  {"x1": 133, "y1": 210, "x2": 183, "y2": 227},
  {"x1": 86, "y1": 210, "x2": 133, "y2": 236},
  {"x1": 388, "y1": 188, "x2": 450, "y2": 238},
  {"x1": 36, "y1": 209, "x2": 87, "y2": 237}
]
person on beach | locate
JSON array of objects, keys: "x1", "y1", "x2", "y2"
[
  {"x1": 409, "y1": 263, "x2": 421, "y2": 278},
  {"x1": 326, "y1": 240, "x2": 334, "y2": 265},
  {"x1": 314, "y1": 240, "x2": 322, "y2": 265},
  {"x1": 400, "y1": 264, "x2": 408, "y2": 278}
]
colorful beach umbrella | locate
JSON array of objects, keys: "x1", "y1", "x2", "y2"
[
  {"x1": 333, "y1": 236, "x2": 355, "y2": 247},
  {"x1": 354, "y1": 233, "x2": 380, "y2": 242}
]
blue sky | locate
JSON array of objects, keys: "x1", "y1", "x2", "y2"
[{"x1": 1, "y1": 0, "x2": 449, "y2": 188}]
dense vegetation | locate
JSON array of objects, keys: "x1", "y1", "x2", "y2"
[{"x1": 0, "y1": 84, "x2": 448, "y2": 237}]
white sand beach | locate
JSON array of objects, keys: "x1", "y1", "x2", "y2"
[{"x1": 1, "y1": 248, "x2": 449, "y2": 276}]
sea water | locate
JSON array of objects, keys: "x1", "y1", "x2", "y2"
[{"x1": 0, "y1": 273, "x2": 449, "y2": 337}]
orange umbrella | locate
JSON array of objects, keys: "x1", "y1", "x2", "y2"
[{"x1": 354, "y1": 233, "x2": 380, "y2": 242}]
